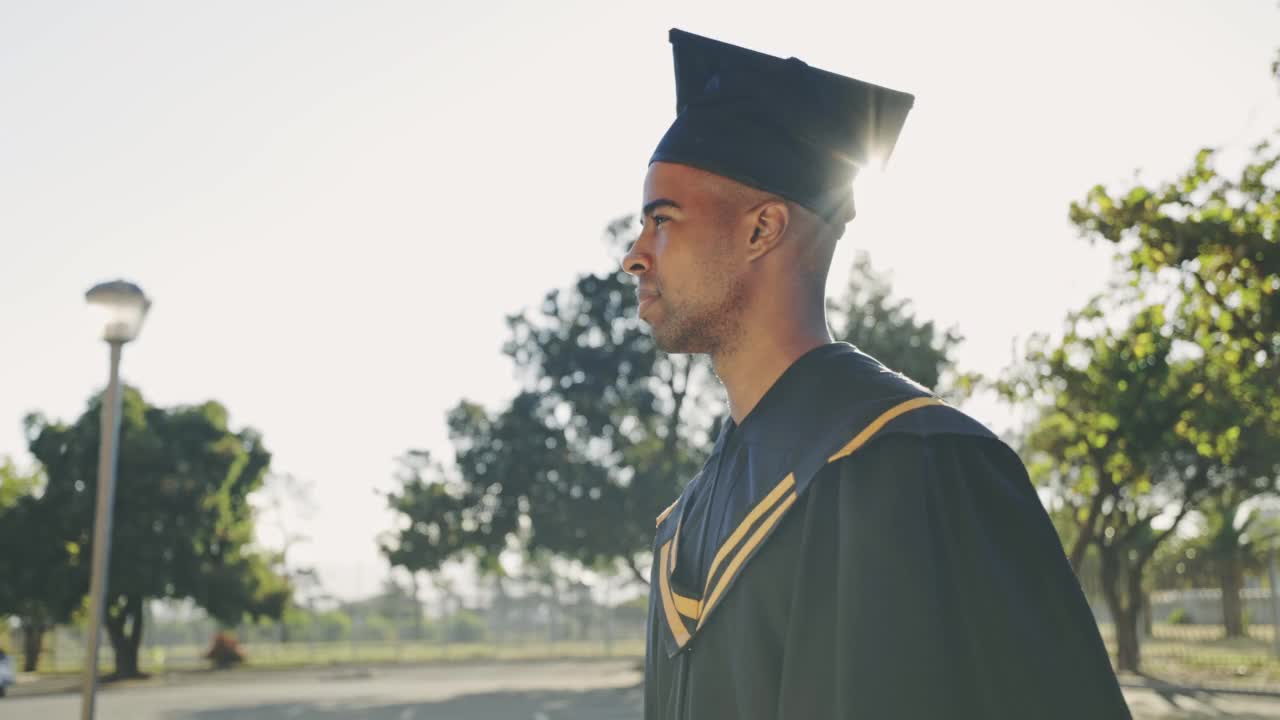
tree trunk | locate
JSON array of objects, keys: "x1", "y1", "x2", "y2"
[
  {"x1": 490, "y1": 575, "x2": 505, "y2": 646},
  {"x1": 1114, "y1": 605, "x2": 1141, "y2": 672},
  {"x1": 1100, "y1": 546, "x2": 1141, "y2": 672},
  {"x1": 412, "y1": 573, "x2": 425, "y2": 641},
  {"x1": 1142, "y1": 591, "x2": 1153, "y2": 638},
  {"x1": 20, "y1": 620, "x2": 45, "y2": 672},
  {"x1": 1122, "y1": 553, "x2": 1148, "y2": 670},
  {"x1": 548, "y1": 591, "x2": 558, "y2": 645},
  {"x1": 627, "y1": 555, "x2": 650, "y2": 586},
  {"x1": 1068, "y1": 491, "x2": 1107, "y2": 574},
  {"x1": 106, "y1": 595, "x2": 146, "y2": 678},
  {"x1": 577, "y1": 600, "x2": 593, "y2": 641},
  {"x1": 1221, "y1": 550, "x2": 1246, "y2": 637}
]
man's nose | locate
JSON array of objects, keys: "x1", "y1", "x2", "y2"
[{"x1": 621, "y1": 240, "x2": 651, "y2": 277}]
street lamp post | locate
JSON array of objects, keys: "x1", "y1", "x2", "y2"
[
  {"x1": 1269, "y1": 548, "x2": 1280, "y2": 659},
  {"x1": 80, "y1": 280, "x2": 150, "y2": 720}
]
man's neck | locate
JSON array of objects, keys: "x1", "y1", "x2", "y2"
[{"x1": 711, "y1": 314, "x2": 832, "y2": 424}]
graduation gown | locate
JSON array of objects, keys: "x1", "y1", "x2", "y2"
[{"x1": 643, "y1": 343, "x2": 1131, "y2": 719}]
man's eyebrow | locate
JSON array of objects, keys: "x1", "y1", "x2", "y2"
[{"x1": 641, "y1": 198, "x2": 681, "y2": 217}]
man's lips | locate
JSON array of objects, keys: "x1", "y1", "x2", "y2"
[{"x1": 637, "y1": 288, "x2": 660, "y2": 312}]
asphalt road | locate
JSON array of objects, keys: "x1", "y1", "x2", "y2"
[{"x1": 4, "y1": 659, "x2": 1280, "y2": 719}]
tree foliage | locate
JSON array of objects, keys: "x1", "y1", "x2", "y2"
[
  {"x1": 828, "y1": 251, "x2": 971, "y2": 398},
  {"x1": 20, "y1": 386, "x2": 289, "y2": 676},
  {"x1": 1010, "y1": 124, "x2": 1280, "y2": 671},
  {"x1": 1070, "y1": 136, "x2": 1280, "y2": 439},
  {"x1": 0, "y1": 472, "x2": 85, "y2": 671},
  {"x1": 1009, "y1": 298, "x2": 1238, "y2": 670},
  {"x1": 1149, "y1": 490, "x2": 1280, "y2": 635},
  {"x1": 0, "y1": 457, "x2": 41, "y2": 509}
]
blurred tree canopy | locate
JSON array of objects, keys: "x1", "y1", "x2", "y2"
[
  {"x1": 18, "y1": 387, "x2": 289, "y2": 677},
  {"x1": 1008, "y1": 124, "x2": 1280, "y2": 671},
  {"x1": 0, "y1": 459, "x2": 83, "y2": 672},
  {"x1": 1148, "y1": 490, "x2": 1280, "y2": 635},
  {"x1": 0, "y1": 456, "x2": 41, "y2": 509},
  {"x1": 1006, "y1": 296, "x2": 1275, "y2": 671},
  {"x1": 382, "y1": 217, "x2": 969, "y2": 585},
  {"x1": 1150, "y1": 497, "x2": 1280, "y2": 589},
  {"x1": 1073, "y1": 130, "x2": 1280, "y2": 632},
  {"x1": 1070, "y1": 136, "x2": 1280, "y2": 437},
  {"x1": 828, "y1": 251, "x2": 973, "y2": 399}
]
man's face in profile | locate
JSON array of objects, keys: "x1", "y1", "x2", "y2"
[{"x1": 622, "y1": 162, "x2": 748, "y2": 355}]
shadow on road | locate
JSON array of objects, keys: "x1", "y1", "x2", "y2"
[
  {"x1": 165, "y1": 685, "x2": 644, "y2": 720},
  {"x1": 1130, "y1": 687, "x2": 1279, "y2": 720}
]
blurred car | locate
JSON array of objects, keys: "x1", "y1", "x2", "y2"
[{"x1": 0, "y1": 650, "x2": 14, "y2": 697}]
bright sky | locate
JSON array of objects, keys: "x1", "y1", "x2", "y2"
[{"x1": 2, "y1": 0, "x2": 1277, "y2": 601}]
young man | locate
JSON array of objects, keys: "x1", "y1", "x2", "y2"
[{"x1": 624, "y1": 29, "x2": 1131, "y2": 719}]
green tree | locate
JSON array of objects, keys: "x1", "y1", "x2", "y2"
[
  {"x1": 1069, "y1": 130, "x2": 1280, "y2": 643},
  {"x1": 1010, "y1": 300, "x2": 1192, "y2": 671},
  {"x1": 445, "y1": 610, "x2": 488, "y2": 643},
  {"x1": 1149, "y1": 498, "x2": 1280, "y2": 638},
  {"x1": 24, "y1": 387, "x2": 289, "y2": 677},
  {"x1": 0, "y1": 456, "x2": 41, "y2": 509},
  {"x1": 0, "y1": 455, "x2": 79, "y2": 672},
  {"x1": 341, "y1": 577, "x2": 424, "y2": 641},
  {"x1": 382, "y1": 218, "x2": 972, "y2": 586},
  {"x1": 0, "y1": 492, "x2": 86, "y2": 671},
  {"x1": 311, "y1": 609, "x2": 352, "y2": 642},
  {"x1": 1070, "y1": 133, "x2": 1280, "y2": 444},
  {"x1": 1151, "y1": 491, "x2": 1280, "y2": 636},
  {"x1": 1009, "y1": 290, "x2": 1277, "y2": 671},
  {"x1": 255, "y1": 472, "x2": 317, "y2": 643},
  {"x1": 828, "y1": 251, "x2": 972, "y2": 397}
]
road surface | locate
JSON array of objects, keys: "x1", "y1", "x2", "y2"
[{"x1": 4, "y1": 659, "x2": 1279, "y2": 719}]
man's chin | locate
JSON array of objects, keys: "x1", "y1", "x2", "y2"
[
  {"x1": 649, "y1": 326, "x2": 682, "y2": 354},
  {"x1": 644, "y1": 311, "x2": 710, "y2": 354},
  {"x1": 651, "y1": 327, "x2": 703, "y2": 356}
]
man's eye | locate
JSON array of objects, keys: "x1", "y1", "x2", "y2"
[{"x1": 652, "y1": 215, "x2": 670, "y2": 226}]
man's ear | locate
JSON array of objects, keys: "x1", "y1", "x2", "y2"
[{"x1": 745, "y1": 199, "x2": 790, "y2": 262}]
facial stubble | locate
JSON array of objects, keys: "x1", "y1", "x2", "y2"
[{"x1": 650, "y1": 253, "x2": 749, "y2": 359}]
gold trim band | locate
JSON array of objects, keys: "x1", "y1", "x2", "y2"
[
  {"x1": 657, "y1": 540, "x2": 691, "y2": 646},
  {"x1": 702, "y1": 472, "x2": 797, "y2": 593},
  {"x1": 698, "y1": 490, "x2": 798, "y2": 629},
  {"x1": 655, "y1": 499, "x2": 679, "y2": 527},
  {"x1": 673, "y1": 592, "x2": 700, "y2": 619},
  {"x1": 691, "y1": 396, "x2": 944, "y2": 632},
  {"x1": 828, "y1": 397, "x2": 944, "y2": 463}
]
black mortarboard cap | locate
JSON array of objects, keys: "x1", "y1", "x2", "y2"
[{"x1": 649, "y1": 29, "x2": 914, "y2": 225}]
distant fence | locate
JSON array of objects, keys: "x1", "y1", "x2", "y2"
[
  {"x1": 11, "y1": 586, "x2": 1280, "y2": 689},
  {"x1": 12, "y1": 593, "x2": 648, "y2": 676},
  {"x1": 1090, "y1": 587, "x2": 1280, "y2": 627},
  {"x1": 1087, "y1": 587, "x2": 1280, "y2": 688}
]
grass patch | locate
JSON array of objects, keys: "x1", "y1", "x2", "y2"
[
  {"x1": 1099, "y1": 623, "x2": 1280, "y2": 688},
  {"x1": 27, "y1": 624, "x2": 1280, "y2": 692},
  {"x1": 28, "y1": 640, "x2": 646, "y2": 675}
]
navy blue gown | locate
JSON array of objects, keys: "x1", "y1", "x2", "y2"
[{"x1": 643, "y1": 343, "x2": 1130, "y2": 719}]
